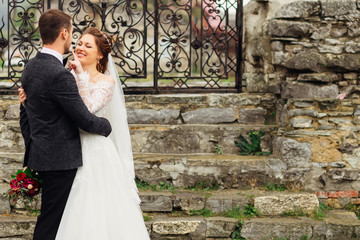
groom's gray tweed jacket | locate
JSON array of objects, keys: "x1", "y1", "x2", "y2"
[{"x1": 20, "y1": 52, "x2": 112, "y2": 171}]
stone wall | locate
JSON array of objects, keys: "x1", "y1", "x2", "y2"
[{"x1": 242, "y1": 0, "x2": 360, "y2": 191}]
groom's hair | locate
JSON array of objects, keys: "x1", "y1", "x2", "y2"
[{"x1": 39, "y1": 9, "x2": 72, "y2": 45}]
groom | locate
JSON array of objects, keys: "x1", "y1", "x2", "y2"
[{"x1": 19, "y1": 9, "x2": 112, "y2": 240}]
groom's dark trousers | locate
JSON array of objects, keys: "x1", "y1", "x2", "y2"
[{"x1": 19, "y1": 52, "x2": 112, "y2": 240}]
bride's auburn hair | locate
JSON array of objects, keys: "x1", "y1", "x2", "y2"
[{"x1": 80, "y1": 27, "x2": 113, "y2": 73}]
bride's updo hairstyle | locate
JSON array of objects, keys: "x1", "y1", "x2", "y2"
[{"x1": 80, "y1": 27, "x2": 113, "y2": 73}]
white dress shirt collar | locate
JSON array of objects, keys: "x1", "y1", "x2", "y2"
[{"x1": 40, "y1": 47, "x2": 63, "y2": 64}]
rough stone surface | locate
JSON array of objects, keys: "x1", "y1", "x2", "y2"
[
  {"x1": 244, "y1": 73, "x2": 267, "y2": 93},
  {"x1": 127, "y1": 108, "x2": 180, "y2": 124},
  {"x1": 297, "y1": 73, "x2": 340, "y2": 83},
  {"x1": 268, "y1": 20, "x2": 314, "y2": 38},
  {"x1": 205, "y1": 217, "x2": 238, "y2": 238},
  {"x1": 321, "y1": 0, "x2": 357, "y2": 17},
  {"x1": 4, "y1": 105, "x2": 20, "y2": 120},
  {"x1": 130, "y1": 125, "x2": 274, "y2": 155},
  {"x1": 311, "y1": 26, "x2": 331, "y2": 40},
  {"x1": 152, "y1": 219, "x2": 201, "y2": 235},
  {"x1": 238, "y1": 107, "x2": 266, "y2": 124},
  {"x1": 205, "y1": 195, "x2": 251, "y2": 213},
  {"x1": 0, "y1": 216, "x2": 36, "y2": 238},
  {"x1": 273, "y1": 137, "x2": 311, "y2": 168},
  {"x1": 140, "y1": 193, "x2": 173, "y2": 212},
  {"x1": 281, "y1": 82, "x2": 339, "y2": 99},
  {"x1": 254, "y1": 193, "x2": 319, "y2": 215},
  {"x1": 173, "y1": 193, "x2": 205, "y2": 211},
  {"x1": 290, "y1": 117, "x2": 313, "y2": 128},
  {"x1": 182, "y1": 108, "x2": 235, "y2": 124},
  {"x1": 328, "y1": 54, "x2": 360, "y2": 71},
  {"x1": 134, "y1": 154, "x2": 281, "y2": 188},
  {"x1": 241, "y1": 218, "x2": 313, "y2": 240},
  {"x1": 275, "y1": 0, "x2": 320, "y2": 19},
  {"x1": 0, "y1": 183, "x2": 10, "y2": 214},
  {"x1": 282, "y1": 51, "x2": 326, "y2": 72}
]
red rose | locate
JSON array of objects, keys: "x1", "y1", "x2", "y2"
[
  {"x1": 10, "y1": 179, "x2": 21, "y2": 192},
  {"x1": 23, "y1": 178, "x2": 40, "y2": 196},
  {"x1": 16, "y1": 172, "x2": 26, "y2": 181}
]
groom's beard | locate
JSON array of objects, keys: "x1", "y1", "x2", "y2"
[{"x1": 63, "y1": 38, "x2": 71, "y2": 55}]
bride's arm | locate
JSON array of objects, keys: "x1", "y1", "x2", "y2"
[{"x1": 76, "y1": 73, "x2": 115, "y2": 114}]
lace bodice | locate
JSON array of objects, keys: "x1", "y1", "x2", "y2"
[{"x1": 74, "y1": 71, "x2": 115, "y2": 117}]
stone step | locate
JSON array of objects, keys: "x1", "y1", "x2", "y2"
[
  {"x1": 130, "y1": 124, "x2": 276, "y2": 154},
  {"x1": 1, "y1": 210, "x2": 359, "y2": 240},
  {"x1": 0, "y1": 120, "x2": 277, "y2": 154},
  {"x1": 0, "y1": 153, "x2": 283, "y2": 187},
  {"x1": 0, "y1": 94, "x2": 277, "y2": 125},
  {"x1": 134, "y1": 153, "x2": 283, "y2": 188},
  {"x1": 139, "y1": 189, "x2": 319, "y2": 215},
  {"x1": 125, "y1": 93, "x2": 277, "y2": 125}
]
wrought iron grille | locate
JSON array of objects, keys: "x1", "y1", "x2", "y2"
[{"x1": 0, "y1": 0, "x2": 243, "y2": 94}]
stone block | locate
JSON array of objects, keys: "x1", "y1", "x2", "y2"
[
  {"x1": 347, "y1": 21, "x2": 360, "y2": 37},
  {"x1": 329, "y1": 162, "x2": 346, "y2": 168},
  {"x1": 345, "y1": 41, "x2": 360, "y2": 53},
  {"x1": 331, "y1": 26, "x2": 348, "y2": 38},
  {"x1": 173, "y1": 193, "x2": 205, "y2": 211},
  {"x1": 311, "y1": 26, "x2": 331, "y2": 40},
  {"x1": 271, "y1": 41, "x2": 284, "y2": 51},
  {"x1": 238, "y1": 107, "x2": 266, "y2": 125},
  {"x1": 0, "y1": 183, "x2": 10, "y2": 214},
  {"x1": 325, "y1": 38, "x2": 341, "y2": 45},
  {"x1": 140, "y1": 193, "x2": 173, "y2": 212},
  {"x1": 275, "y1": 0, "x2": 320, "y2": 19},
  {"x1": 244, "y1": 73, "x2": 267, "y2": 93},
  {"x1": 254, "y1": 193, "x2": 319, "y2": 215},
  {"x1": 152, "y1": 219, "x2": 202, "y2": 235},
  {"x1": 292, "y1": 100, "x2": 314, "y2": 108},
  {"x1": 182, "y1": 108, "x2": 235, "y2": 124},
  {"x1": 321, "y1": 0, "x2": 357, "y2": 17},
  {"x1": 328, "y1": 169, "x2": 359, "y2": 181},
  {"x1": 328, "y1": 118, "x2": 352, "y2": 125},
  {"x1": 282, "y1": 82, "x2": 338, "y2": 99},
  {"x1": 268, "y1": 20, "x2": 314, "y2": 38},
  {"x1": 205, "y1": 217, "x2": 238, "y2": 238},
  {"x1": 273, "y1": 51, "x2": 288, "y2": 65},
  {"x1": 241, "y1": 218, "x2": 313, "y2": 240},
  {"x1": 205, "y1": 196, "x2": 250, "y2": 213},
  {"x1": 290, "y1": 117, "x2": 313, "y2": 128},
  {"x1": 0, "y1": 216, "x2": 36, "y2": 238},
  {"x1": 317, "y1": 44, "x2": 344, "y2": 54},
  {"x1": 273, "y1": 137, "x2": 311, "y2": 168},
  {"x1": 282, "y1": 50, "x2": 326, "y2": 72},
  {"x1": 127, "y1": 108, "x2": 180, "y2": 124},
  {"x1": 344, "y1": 72, "x2": 358, "y2": 80},
  {"x1": 4, "y1": 104, "x2": 20, "y2": 120},
  {"x1": 297, "y1": 73, "x2": 340, "y2": 83},
  {"x1": 288, "y1": 109, "x2": 318, "y2": 117},
  {"x1": 327, "y1": 54, "x2": 360, "y2": 71}
]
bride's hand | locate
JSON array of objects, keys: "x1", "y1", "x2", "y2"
[
  {"x1": 68, "y1": 50, "x2": 84, "y2": 75},
  {"x1": 18, "y1": 87, "x2": 27, "y2": 104},
  {"x1": 337, "y1": 93, "x2": 347, "y2": 100}
]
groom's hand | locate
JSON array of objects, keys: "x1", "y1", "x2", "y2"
[
  {"x1": 68, "y1": 50, "x2": 84, "y2": 75},
  {"x1": 18, "y1": 87, "x2": 27, "y2": 105}
]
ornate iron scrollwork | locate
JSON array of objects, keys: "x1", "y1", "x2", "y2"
[{"x1": 2, "y1": 0, "x2": 242, "y2": 93}]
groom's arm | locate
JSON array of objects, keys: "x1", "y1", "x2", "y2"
[
  {"x1": 19, "y1": 104, "x2": 30, "y2": 167},
  {"x1": 50, "y1": 70, "x2": 112, "y2": 137}
]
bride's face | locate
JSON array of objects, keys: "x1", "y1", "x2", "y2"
[{"x1": 75, "y1": 34, "x2": 103, "y2": 66}]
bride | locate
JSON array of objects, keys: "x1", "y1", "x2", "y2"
[{"x1": 19, "y1": 27, "x2": 150, "y2": 239}]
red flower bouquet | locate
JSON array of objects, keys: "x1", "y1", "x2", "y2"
[{"x1": 7, "y1": 168, "x2": 42, "y2": 207}]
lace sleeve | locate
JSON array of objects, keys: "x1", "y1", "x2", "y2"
[{"x1": 76, "y1": 72, "x2": 115, "y2": 114}]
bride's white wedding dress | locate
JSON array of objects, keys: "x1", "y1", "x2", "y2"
[{"x1": 55, "y1": 56, "x2": 150, "y2": 240}]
